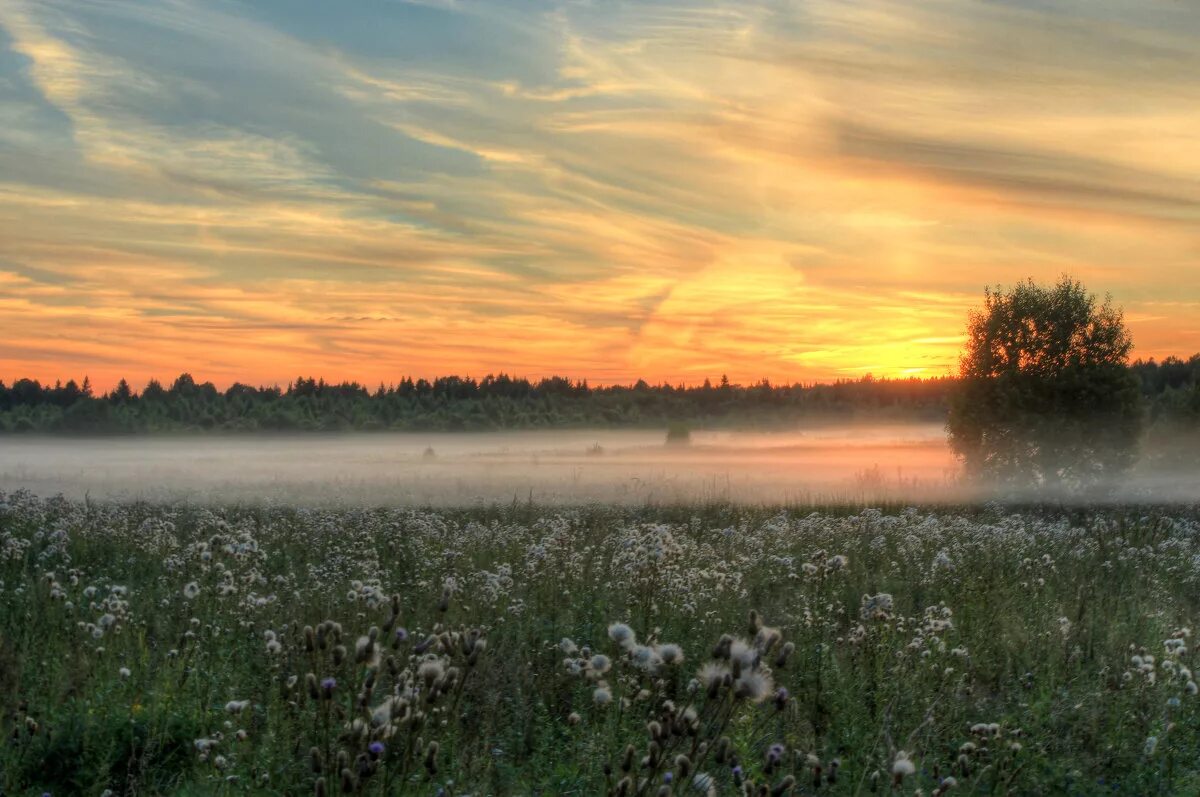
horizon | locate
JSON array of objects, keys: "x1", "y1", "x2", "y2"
[
  {"x1": 3, "y1": 1, "x2": 1199, "y2": 387},
  {"x1": 6, "y1": 368, "x2": 958, "y2": 395},
  {"x1": 7, "y1": 350, "x2": 1199, "y2": 396}
]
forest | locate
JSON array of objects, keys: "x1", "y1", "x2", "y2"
[{"x1": 1, "y1": 355, "x2": 1198, "y2": 434}]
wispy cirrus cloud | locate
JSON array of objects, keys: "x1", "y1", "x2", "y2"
[{"x1": 0, "y1": 0, "x2": 1197, "y2": 388}]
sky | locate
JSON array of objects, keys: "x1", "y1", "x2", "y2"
[{"x1": 1, "y1": 0, "x2": 1198, "y2": 390}]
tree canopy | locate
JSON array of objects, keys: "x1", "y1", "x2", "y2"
[{"x1": 947, "y1": 277, "x2": 1144, "y2": 489}]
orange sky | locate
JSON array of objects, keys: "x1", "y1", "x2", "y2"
[{"x1": 1, "y1": 0, "x2": 1198, "y2": 390}]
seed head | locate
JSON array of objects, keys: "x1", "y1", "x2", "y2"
[
  {"x1": 658, "y1": 643, "x2": 684, "y2": 665},
  {"x1": 734, "y1": 670, "x2": 773, "y2": 703},
  {"x1": 608, "y1": 622, "x2": 636, "y2": 648},
  {"x1": 892, "y1": 751, "x2": 916, "y2": 780}
]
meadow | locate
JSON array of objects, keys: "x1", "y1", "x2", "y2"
[{"x1": 3, "y1": 489, "x2": 1200, "y2": 795}]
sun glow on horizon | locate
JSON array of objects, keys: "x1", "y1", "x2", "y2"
[{"x1": 1, "y1": 0, "x2": 1198, "y2": 389}]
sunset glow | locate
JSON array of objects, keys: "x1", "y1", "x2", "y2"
[{"x1": 2, "y1": 0, "x2": 1198, "y2": 389}]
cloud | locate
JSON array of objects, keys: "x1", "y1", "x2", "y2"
[{"x1": 0, "y1": 0, "x2": 1197, "y2": 387}]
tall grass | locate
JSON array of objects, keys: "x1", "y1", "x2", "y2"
[{"x1": 3, "y1": 490, "x2": 1200, "y2": 794}]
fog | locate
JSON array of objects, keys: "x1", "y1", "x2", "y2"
[{"x1": 0, "y1": 424, "x2": 1195, "y2": 506}]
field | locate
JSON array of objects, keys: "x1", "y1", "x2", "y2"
[{"x1": 3, "y1": 490, "x2": 1200, "y2": 795}]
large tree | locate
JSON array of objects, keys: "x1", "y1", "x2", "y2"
[{"x1": 947, "y1": 276, "x2": 1143, "y2": 490}]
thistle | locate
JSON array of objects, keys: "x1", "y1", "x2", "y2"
[
  {"x1": 424, "y1": 740, "x2": 440, "y2": 775},
  {"x1": 892, "y1": 751, "x2": 916, "y2": 787}
]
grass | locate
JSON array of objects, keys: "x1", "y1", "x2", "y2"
[{"x1": 3, "y1": 490, "x2": 1200, "y2": 794}]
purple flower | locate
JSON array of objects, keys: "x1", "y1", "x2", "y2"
[
  {"x1": 732, "y1": 765, "x2": 744, "y2": 782},
  {"x1": 368, "y1": 741, "x2": 385, "y2": 757},
  {"x1": 663, "y1": 772, "x2": 673, "y2": 784},
  {"x1": 395, "y1": 627, "x2": 408, "y2": 642},
  {"x1": 320, "y1": 677, "x2": 337, "y2": 695}
]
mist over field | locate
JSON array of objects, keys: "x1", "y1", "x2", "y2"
[{"x1": 2, "y1": 423, "x2": 1195, "y2": 506}]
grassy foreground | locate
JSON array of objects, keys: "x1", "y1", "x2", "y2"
[{"x1": 2, "y1": 491, "x2": 1200, "y2": 795}]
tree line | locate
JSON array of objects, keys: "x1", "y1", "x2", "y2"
[
  {"x1": 0, "y1": 372, "x2": 956, "y2": 433},
  {"x1": 0, "y1": 355, "x2": 1197, "y2": 435}
]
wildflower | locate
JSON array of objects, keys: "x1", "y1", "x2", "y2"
[
  {"x1": 630, "y1": 645, "x2": 663, "y2": 672},
  {"x1": 593, "y1": 686, "x2": 613, "y2": 706},
  {"x1": 825, "y1": 554, "x2": 848, "y2": 571},
  {"x1": 1145, "y1": 736, "x2": 1158, "y2": 756},
  {"x1": 560, "y1": 638, "x2": 578, "y2": 655},
  {"x1": 754, "y1": 626, "x2": 782, "y2": 653},
  {"x1": 728, "y1": 638, "x2": 757, "y2": 671},
  {"x1": 354, "y1": 635, "x2": 374, "y2": 663},
  {"x1": 861, "y1": 593, "x2": 894, "y2": 620},
  {"x1": 320, "y1": 677, "x2": 337, "y2": 698},
  {"x1": 893, "y1": 751, "x2": 916, "y2": 778},
  {"x1": 368, "y1": 741, "x2": 385, "y2": 758},
  {"x1": 733, "y1": 670, "x2": 773, "y2": 703},
  {"x1": 418, "y1": 658, "x2": 445, "y2": 687},
  {"x1": 771, "y1": 776, "x2": 796, "y2": 796},
  {"x1": 567, "y1": 712, "x2": 581, "y2": 726},
  {"x1": 266, "y1": 639, "x2": 282, "y2": 655},
  {"x1": 697, "y1": 662, "x2": 730, "y2": 697},
  {"x1": 658, "y1": 643, "x2": 684, "y2": 665},
  {"x1": 608, "y1": 622, "x2": 636, "y2": 647},
  {"x1": 589, "y1": 653, "x2": 612, "y2": 674},
  {"x1": 395, "y1": 627, "x2": 408, "y2": 643},
  {"x1": 183, "y1": 582, "x2": 200, "y2": 600},
  {"x1": 935, "y1": 776, "x2": 958, "y2": 795},
  {"x1": 119, "y1": 667, "x2": 131, "y2": 679}
]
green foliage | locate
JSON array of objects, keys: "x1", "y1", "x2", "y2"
[
  {"x1": 948, "y1": 277, "x2": 1144, "y2": 490},
  {"x1": 5, "y1": 492, "x2": 1200, "y2": 793},
  {"x1": 0, "y1": 374, "x2": 955, "y2": 434}
]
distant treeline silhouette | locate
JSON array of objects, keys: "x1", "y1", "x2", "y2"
[{"x1": 1, "y1": 356, "x2": 1198, "y2": 434}]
